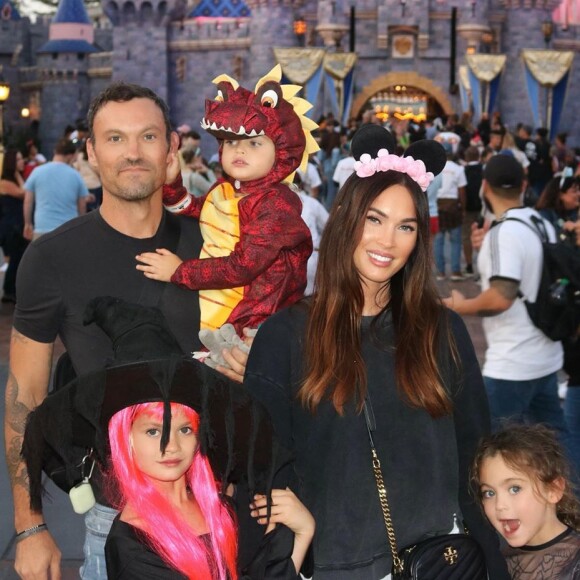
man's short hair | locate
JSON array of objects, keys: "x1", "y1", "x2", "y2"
[
  {"x1": 484, "y1": 153, "x2": 524, "y2": 198},
  {"x1": 55, "y1": 138, "x2": 78, "y2": 156},
  {"x1": 464, "y1": 146, "x2": 480, "y2": 163},
  {"x1": 87, "y1": 82, "x2": 172, "y2": 143},
  {"x1": 183, "y1": 130, "x2": 200, "y2": 141}
]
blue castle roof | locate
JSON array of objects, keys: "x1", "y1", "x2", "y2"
[
  {"x1": 0, "y1": 0, "x2": 21, "y2": 21},
  {"x1": 37, "y1": 39, "x2": 97, "y2": 53},
  {"x1": 189, "y1": 0, "x2": 250, "y2": 19},
  {"x1": 53, "y1": 0, "x2": 91, "y2": 24}
]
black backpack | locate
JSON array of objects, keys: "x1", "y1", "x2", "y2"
[{"x1": 499, "y1": 215, "x2": 580, "y2": 341}]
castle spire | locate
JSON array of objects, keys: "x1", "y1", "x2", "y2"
[{"x1": 38, "y1": 0, "x2": 96, "y2": 53}]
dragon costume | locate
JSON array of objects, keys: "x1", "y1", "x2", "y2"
[{"x1": 163, "y1": 65, "x2": 319, "y2": 334}]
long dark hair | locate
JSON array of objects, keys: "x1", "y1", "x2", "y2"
[
  {"x1": 300, "y1": 170, "x2": 454, "y2": 417},
  {"x1": 1, "y1": 149, "x2": 21, "y2": 183},
  {"x1": 536, "y1": 175, "x2": 577, "y2": 216}
]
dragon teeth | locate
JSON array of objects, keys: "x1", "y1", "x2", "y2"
[
  {"x1": 248, "y1": 129, "x2": 258, "y2": 137},
  {"x1": 237, "y1": 126, "x2": 246, "y2": 135},
  {"x1": 210, "y1": 122, "x2": 218, "y2": 130}
]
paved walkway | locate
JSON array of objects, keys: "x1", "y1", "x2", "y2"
[{"x1": 0, "y1": 276, "x2": 487, "y2": 579}]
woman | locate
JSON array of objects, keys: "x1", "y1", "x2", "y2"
[
  {"x1": 536, "y1": 171, "x2": 579, "y2": 240},
  {"x1": 245, "y1": 124, "x2": 508, "y2": 579},
  {"x1": 0, "y1": 149, "x2": 28, "y2": 303}
]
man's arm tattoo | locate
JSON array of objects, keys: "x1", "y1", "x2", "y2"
[
  {"x1": 476, "y1": 279, "x2": 520, "y2": 317},
  {"x1": 5, "y1": 370, "x2": 32, "y2": 491}
]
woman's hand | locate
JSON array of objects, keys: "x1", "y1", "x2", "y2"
[
  {"x1": 251, "y1": 488, "x2": 315, "y2": 572},
  {"x1": 251, "y1": 488, "x2": 314, "y2": 538},
  {"x1": 135, "y1": 249, "x2": 182, "y2": 281}
]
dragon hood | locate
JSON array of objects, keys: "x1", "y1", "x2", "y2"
[{"x1": 201, "y1": 65, "x2": 319, "y2": 193}]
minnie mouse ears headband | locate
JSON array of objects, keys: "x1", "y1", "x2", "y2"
[{"x1": 351, "y1": 124, "x2": 447, "y2": 191}]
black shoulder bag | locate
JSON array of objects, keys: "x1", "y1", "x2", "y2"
[{"x1": 363, "y1": 396, "x2": 487, "y2": 580}]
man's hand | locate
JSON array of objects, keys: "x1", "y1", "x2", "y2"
[
  {"x1": 135, "y1": 249, "x2": 182, "y2": 281},
  {"x1": 23, "y1": 224, "x2": 33, "y2": 241},
  {"x1": 443, "y1": 289, "x2": 466, "y2": 311},
  {"x1": 15, "y1": 531, "x2": 62, "y2": 580},
  {"x1": 470, "y1": 220, "x2": 488, "y2": 251}
]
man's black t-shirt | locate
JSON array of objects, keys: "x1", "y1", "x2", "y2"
[{"x1": 14, "y1": 210, "x2": 203, "y2": 375}]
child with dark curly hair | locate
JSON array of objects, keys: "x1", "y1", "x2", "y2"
[{"x1": 472, "y1": 424, "x2": 580, "y2": 579}]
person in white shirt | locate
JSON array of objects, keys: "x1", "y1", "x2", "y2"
[
  {"x1": 290, "y1": 177, "x2": 328, "y2": 295},
  {"x1": 433, "y1": 142, "x2": 467, "y2": 280},
  {"x1": 444, "y1": 154, "x2": 567, "y2": 447},
  {"x1": 297, "y1": 156, "x2": 323, "y2": 199},
  {"x1": 332, "y1": 144, "x2": 355, "y2": 191}
]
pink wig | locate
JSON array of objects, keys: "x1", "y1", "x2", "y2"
[{"x1": 108, "y1": 402, "x2": 238, "y2": 579}]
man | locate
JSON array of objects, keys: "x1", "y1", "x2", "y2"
[
  {"x1": 434, "y1": 141, "x2": 467, "y2": 280},
  {"x1": 23, "y1": 138, "x2": 90, "y2": 240},
  {"x1": 5, "y1": 83, "x2": 248, "y2": 580},
  {"x1": 488, "y1": 127, "x2": 505, "y2": 153},
  {"x1": 444, "y1": 155, "x2": 566, "y2": 439}
]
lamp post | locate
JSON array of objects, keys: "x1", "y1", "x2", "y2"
[
  {"x1": 293, "y1": 16, "x2": 307, "y2": 47},
  {"x1": 541, "y1": 19, "x2": 554, "y2": 131},
  {"x1": 0, "y1": 74, "x2": 11, "y2": 165},
  {"x1": 542, "y1": 19, "x2": 553, "y2": 48}
]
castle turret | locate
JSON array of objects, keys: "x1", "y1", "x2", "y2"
[{"x1": 36, "y1": 0, "x2": 97, "y2": 154}]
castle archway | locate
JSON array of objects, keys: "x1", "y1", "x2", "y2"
[{"x1": 351, "y1": 72, "x2": 454, "y2": 121}]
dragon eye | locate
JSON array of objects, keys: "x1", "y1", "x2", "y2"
[
  {"x1": 261, "y1": 89, "x2": 279, "y2": 108},
  {"x1": 215, "y1": 90, "x2": 225, "y2": 102}
]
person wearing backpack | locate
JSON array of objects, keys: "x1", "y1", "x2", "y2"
[{"x1": 443, "y1": 154, "x2": 570, "y2": 449}]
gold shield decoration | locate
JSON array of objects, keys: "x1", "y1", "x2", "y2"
[
  {"x1": 522, "y1": 49, "x2": 574, "y2": 87},
  {"x1": 466, "y1": 54, "x2": 506, "y2": 82},
  {"x1": 323, "y1": 52, "x2": 358, "y2": 121},
  {"x1": 273, "y1": 48, "x2": 326, "y2": 86}
]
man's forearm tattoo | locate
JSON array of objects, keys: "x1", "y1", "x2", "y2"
[{"x1": 5, "y1": 370, "x2": 32, "y2": 491}]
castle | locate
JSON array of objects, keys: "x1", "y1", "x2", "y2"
[{"x1": 0, "y1": 0, "x2": 579, "y2": 156}]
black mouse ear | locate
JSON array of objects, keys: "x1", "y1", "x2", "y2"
[
  {"x1": 404, "y1": 140, "x2": 447, "y2": 177},
  {"x1": 351, "y1": 124, "x2": 397, "y2": 161}
]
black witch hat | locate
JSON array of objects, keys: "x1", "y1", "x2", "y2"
[{"x1": 22, "y1": 296, "x2": 286, "y2": 512}]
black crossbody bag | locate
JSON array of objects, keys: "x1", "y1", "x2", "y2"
[{"x1": 363, "y1": 396, "x2": 488, "y2": 580}]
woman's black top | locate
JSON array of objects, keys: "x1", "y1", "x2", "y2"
[{"x1": 244, "y1": 304, "x2": 509, "y2": 579}]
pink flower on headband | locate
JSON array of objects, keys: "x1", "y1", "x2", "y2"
[
  {"x1": 354, "y1": 153, "x2": 377, "y2": 177},
  {"x1": 353, "y1": 148, "x2": 435, "y2": 191}
]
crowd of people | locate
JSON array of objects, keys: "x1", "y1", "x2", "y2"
[{"x1": 1, "y1": 76, "x2": 579, "y2": 580}]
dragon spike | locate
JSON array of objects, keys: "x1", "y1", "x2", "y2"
[
  {"x1": 254, "y1": 64, "x2": 283, "y2": 92},
  {"x1": 301, "y1": 116, "x2": 319, "y2": 132},
  {"x1": 281, "y1": 84, "x2": 302, "y2": 99},
  {"x1": 292, "y1": 97, "x2": 313, "y2": 117},
  {"x1": 212, "y1": 73, "x2": 240, "y2": 90},
  {"x1": 304, "y1": 132, "x2": 320, "y2": 155}
]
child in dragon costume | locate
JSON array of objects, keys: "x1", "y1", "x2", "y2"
[{"x1": 136, "y1": 65, "x2": 319, "y2": 344}]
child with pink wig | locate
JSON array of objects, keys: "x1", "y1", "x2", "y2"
[{"x1": 105, "y1": 399, "x2": 314, "y2": 579}]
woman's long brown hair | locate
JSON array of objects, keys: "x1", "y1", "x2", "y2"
[{"x1": 299, "y1": 171, "x2": 455, "y2": 417}]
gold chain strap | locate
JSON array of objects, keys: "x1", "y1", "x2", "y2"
[{"x1": 370, "y1": 447, "x2": 404, "y2": 574}]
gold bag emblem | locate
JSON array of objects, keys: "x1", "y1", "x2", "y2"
[{"x1": 444, "y1": 546, "x2": 458, "y2": 566}]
